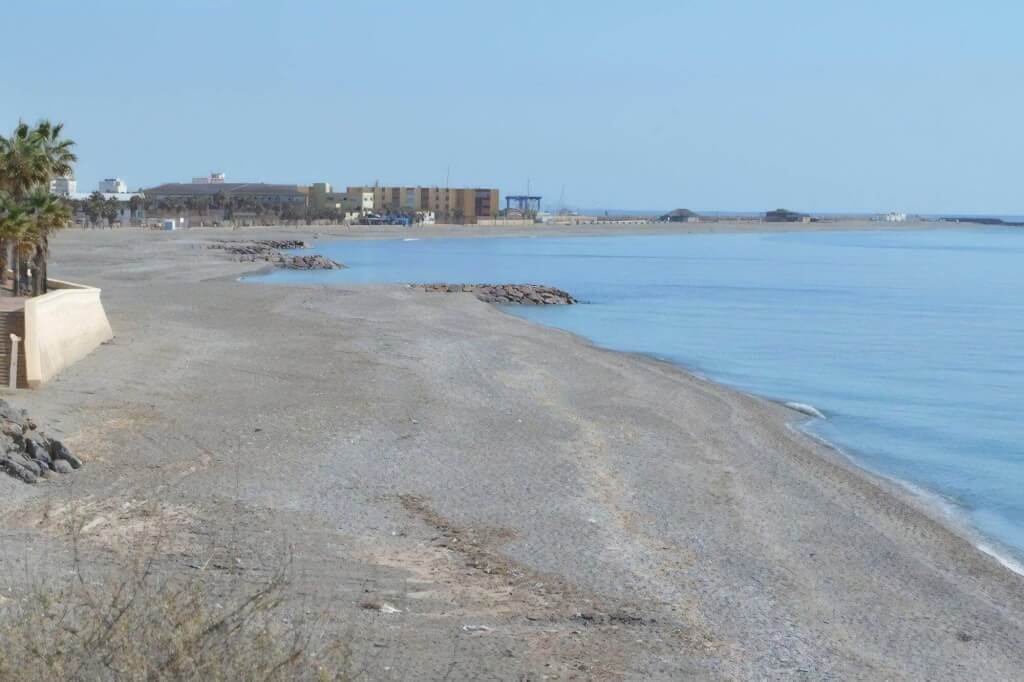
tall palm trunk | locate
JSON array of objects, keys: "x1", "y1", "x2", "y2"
[
  {"x1": 0, "y1": 238, "x2": 7, "y2": 291},
  {"x1": 19, "y1": 250, "x2": 29, "y2": 297},
  {"x1": 11, "y1": 246, "x2": 20, "y2": 296},
  {"x1": 31, "y1": 239, "x2": 46, "y2": 296},
  {"x1": 41, "y1": 238, "x2": 48, "y2": 295}
]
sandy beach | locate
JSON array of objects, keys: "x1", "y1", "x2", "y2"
[{"x1": 2, "y1": 222, "x2": 1022, "y2": 679}]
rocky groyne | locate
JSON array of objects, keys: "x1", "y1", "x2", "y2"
[
  {"x1": 0, "y1": 401, "x2": 82, "y2": 483},
  {"x1": 416, "y1": 283, "x2": 577, "y2": 305},
  {"x1": 209, "y1": 239, "x2": 345, "y2": 270}
]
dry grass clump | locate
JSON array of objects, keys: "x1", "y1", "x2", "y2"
[{"x1": 0, "y1": 558, "x2": 349, "y2": 681}]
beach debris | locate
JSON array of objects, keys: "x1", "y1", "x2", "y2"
[
  {"x1": 360, "y1": 600, "x2": 402, "y2": 614},
  {"x1": 208, "y1": 239, "x2": 345, "y2": 270},
  {"x1": 572, "y1": 612, "x2": 653, "y2": 626},
  {"x1": 461, "y1": 624, "x2": 493, "y2": 632},
  {"x1": 416, "y1": 283, "x2": 577, "y2": 305},
  {"x1": 0, "y1": 400, "x2": 82, "y2": 484}
]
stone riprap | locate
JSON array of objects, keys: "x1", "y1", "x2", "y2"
[
  {"x1": 0, "y1": 400, "x2": 81, "y2": 483},
  {"x1": 209, "y1": 239, "x2": 345, "y2": 270},
  {"x1": 417, "y1": 283, "x2": 577, "y2": 305}
]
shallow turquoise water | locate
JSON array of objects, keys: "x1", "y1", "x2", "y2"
[{"x1": 255, "y1": 229, "x2": 1024, "y2": 563}]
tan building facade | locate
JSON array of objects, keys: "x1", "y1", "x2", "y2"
[
  {"x1": 346, "y1": 186, "x2": 499, "y2": 224},
  {"x1": 309, "y1": 182, "x2": 360, "y2": 213}
]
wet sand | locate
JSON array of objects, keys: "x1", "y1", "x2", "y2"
[{"x1": 1, "y1": 224, "x2": 1022, "y2": 679}]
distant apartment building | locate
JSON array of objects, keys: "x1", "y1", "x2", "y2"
[
  {"x1": 144, "y1": 182, "x2": 309, "y2": 205},
  {"x1": 192, "y1": 172, "x2": 226, "y2": 184},
  {"x1": 347, "y1": 186, "x2": 499, "y2": 224},
  {"x1": 49, "y1": 175, "x2": 76, "y2": 196},
  {"x1": 98, "y1": 178, "x2": 128, "y2": 193},
  {"x1": 360, "y1": 190, "x2": 374, "y2": 212},
  {"x1": 309, "y1": 182, "x2": 360, "y2": 213}
]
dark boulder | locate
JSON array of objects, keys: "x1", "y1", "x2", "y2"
[
  {"x1": 50, "y1": 441, "x2": 82, "y2": 470},
  {"x1": 19, "y1": 458, "x2": 41, "y2": 477},
  {"x1": 0, "y1": 400, "x2": 78, "y2": 484},
  {"x1": 415, "y1": 283, "x2": 577, "y2": 305},
  {"x1": 210, "y1": 240, "x2": 345, "y2": 271},
  {"x1": 2, "y1": 421, "x2": 24, "y2": 441},
  {"x1": 1, "y1": 457, "x2": 37, "y2": 484}
]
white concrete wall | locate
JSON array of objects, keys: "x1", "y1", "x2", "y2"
[{"x1": 24, "y1": 279, "x2": 113, "y2": 388}]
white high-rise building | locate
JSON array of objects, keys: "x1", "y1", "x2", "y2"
[
  {"x1": 98, "y1": 177, "x2": 128, "y2": 193},
  {"x1": 50, "y1": 175, "x2": 77, "y2": 196},
  {"x1": 192, "y1": 172, "x2": 226, "y2": 185}
]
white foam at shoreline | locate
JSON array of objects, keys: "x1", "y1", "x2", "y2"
[
  {"x1": 978, "y1": 544, "x2": 1024, "y2": 577},
  {"x1": 787, "y1": 422, "x2": 1024, "y2": 579},
  {"x1": 785, "y1": 402, "x2": 826, "y2": 419},
  {"x1": 403, "y1": 238, "x2": 420, "y2": 241},
  {"x1": 892, "y1": 483, "x2": 1024, "y2": 577}
]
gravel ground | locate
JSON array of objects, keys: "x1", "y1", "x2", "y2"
[{"x1": 0, "y1": 224, "x2": 1021, "y2": 680}]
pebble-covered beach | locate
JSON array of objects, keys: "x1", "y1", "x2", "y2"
[{"x1": 1, "y1": 223, "x2": 1021, "y2": 679}]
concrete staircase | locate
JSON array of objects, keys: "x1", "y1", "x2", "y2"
[{"x1": 0, "y1": 305, "x2": 28, "y2": 389}]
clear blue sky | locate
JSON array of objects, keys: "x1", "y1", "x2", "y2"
[{"x1": 3, "y1": 1, "x2": 1022, "y2": 214}]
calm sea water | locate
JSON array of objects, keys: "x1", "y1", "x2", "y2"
[{"x1": 255, "y1": 229, "x2": 1024, "y2": 565}]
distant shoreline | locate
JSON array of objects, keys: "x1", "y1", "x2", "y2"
[{"x1": 63, "y1": 217, "x2": 998, "y2": 243}]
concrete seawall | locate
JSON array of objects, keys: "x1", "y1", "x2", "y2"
[{"x1": 24, "y1": 279, "x2": 113, "y2": 388}]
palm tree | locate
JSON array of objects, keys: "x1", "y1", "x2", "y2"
[
  {"x1": 104, "y1": 196, "x2": 121, "y2": 227},
  {"x1": 128, "y1": 194, "x2": 143, "y2": 222},
  {"x1": 0, "y1": 122, "x2": 50, "y2": 199},
  {"x1": 0, "y1": 195, "x2": 32, "y2": 294},
  {"x1": 0, "y1": 123, "x2": 44, "y2": 280},
  {"x1": 33, "y1": 121, "x2": 76, "y2": 180},
  {"x1": 0, "y1": 120, "x2": 76, "y2": 295},
  {"x1": 87, "y1": 191, "x2": 106, "y2": 227},
  {"x1": 26, "y1": 190, "x2": 71, "y2": 295}
]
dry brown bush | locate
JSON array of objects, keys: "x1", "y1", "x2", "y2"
[{"x1": 0, "y1": 552, "x2": 349, "y2": 681}]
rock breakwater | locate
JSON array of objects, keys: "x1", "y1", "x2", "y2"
[
  {"x1": 209, "y1": 240, "x2": 345, "y2": 270},
  {"x1": 0, "y1": 400, "x2": 82, "y2": 483},
  {"x1": 417, "y1": 283, "x2": 577, "y2": 305}
]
